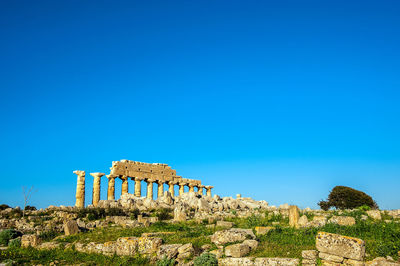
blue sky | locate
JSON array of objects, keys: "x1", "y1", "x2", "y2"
[{"x1": 0, "y1": 0, "x2": 399, "y2": 209}]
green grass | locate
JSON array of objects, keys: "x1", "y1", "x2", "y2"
[
  {"x1": 0, "y1": 247, "x2": 150, "y2": 265},
  {"x1": 57, "y1": 221, "x2": 216, "y2": 249},
  {"x1": 250, "y1": 220, "x2": 400, "y2": 261}
]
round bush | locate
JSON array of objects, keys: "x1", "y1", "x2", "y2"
[
  {"x1": 8, "y1": 237, "x2": 21, "y2": 248},
  {"x1": 0, "y1": 229, "x2": 22, "y2": 246},
  {"x1": 318, "y1": 186, "x2": 378, "y2": 210},
  {"x1": 193, "y1": 252, "x2": 218, "y2": 266}
]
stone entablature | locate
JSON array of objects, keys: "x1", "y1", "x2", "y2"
[
  {"x1": 110, "y1": 160, "x2": 177, "y2": 182},
  {"x1": 73, "y1": 160, "x2": 213, "y2": 208}
]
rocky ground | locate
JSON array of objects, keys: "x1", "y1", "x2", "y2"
[{"x1": 1, "y1": 192, "x2": 400, "y2": 265}]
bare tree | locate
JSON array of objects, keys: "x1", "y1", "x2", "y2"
[{"x1": 22, "y1": 186, "x2": 35, "y2": 217}]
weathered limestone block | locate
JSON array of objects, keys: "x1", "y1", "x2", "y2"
[
  {"x1": 225, "y1": 243, "x2": 251, "y2": 258},
  {"x1": 321, "y1": 260, "x2": 341, "y2": 266},
  {"x1": 316, "y1": 232, "x2": 365, "y2": 261},
  {"x1": 319, "y1": 252, "x2": 344, "y2": 263},
  {"x1": 211, "y1": 228, "x2": 255, "y2": 245},
  {"x1": 219, "y1": 258, "x2": 254, "y2": 266},
  {"x1": 210, "y1": 248, "x2": 224, "y2": 259},
  {"x1": 302, "y1": 250, "x2": 318, "y2": 261},
  {"x1": 63, "y1": 220, "x2": 80, "y2": 235},
  {"x1": 254, "y1": 258, "x2": 300, "y2": 265},
  {"x1": 177, "y1": 243, "x2": 194, "y2": 260},
  {"x1": 174, "y1": 202, "x2": 189, "y2": 221},
  {"x1": 344, "y1": 258, "x2": 366, "y2": 265},
  {"x1": 289, "y1": 205, "x2": 300, "y2": 228},
  {"x1": 302, "y1": 259, "x2": 316, "y2": 265},
  {"x1": 157, "y1": 244, "x2": 182, "y2": 259},
  {"x1": 366, "y1": 257, "x2": 400, "y2": 265},
  {"x1": 74, "y1": 170, "x2": 85, "y2": 208},
  {"x1": 308, "y1": 216, "x2": 327, "y2": 227},
  {"x1": 298, "y1": 215, "x2": 309, "y2": 227},
  {"x1": 115, "y1": 236, "x2": 162, "y2": 256},
  {"x1": 161, "y1": 191, "x2": 174, "y2": 205},
  {"x1": 328, "y1": 216, "x2": 356, "y2": 226},
  {"x1": 216, "y1": 221, "x2": 234, "y2": 228},
  {"x1": 21, "y1": 234, "x2": 41, "y2": 248},
  {"x1": 255, "y1": 226, "x2": 274, "y2": 235},
  {"x1": 366, "y1": 210, "x2": 382, "y2": 220},
  {"x1": 243, "y1": 240, "x2": 258, "y2": 251}
]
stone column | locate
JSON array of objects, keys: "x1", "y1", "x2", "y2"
[
  {"x1": 188, "y1": 184, "x2": 195, "y2": 193},
  {"x1": 157, "y1": 181, "x2": 164, "y2": 199},
  {"x1": 205, "y1": 186, "x2": 214, "y2": 197},
  {"x1": 146, "y1": 179, "x2": 154, "y2": 199},
  {"x1": 107, "y1": 175, "x2": 116, "y2": 200},
  {"x1": 121, "y1": 176, "x2": 129, "y2": 195},
  {"x1": 134, "y1": 177, "x2": 142, "y2": 197},
  {"x1": 178, "y1": 183, "x2": 186, "y2": 196},
  {"x1": 74, "y1": 170, "x2": 85, "y2": 208},
  {"x1": 198, "y1": 185, "x2": 204, "y2": 195},
  {"x1": 168, "y1": 181, "x2": 176, "y2": 197},
  {"x1": 90, "y1": 172, "x2": 105, "y2": 207}
]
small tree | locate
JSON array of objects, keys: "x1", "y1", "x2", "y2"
[
  {"x1": 318, "y1": 186, "x2": 378, "y2": 210},
  {"x1": 22, "y1": 186, "x2": 35, "y2": 217}
]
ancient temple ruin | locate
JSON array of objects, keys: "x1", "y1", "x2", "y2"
[{"x1": 73, "y1": 160, "x2": 214, "y2": 208}]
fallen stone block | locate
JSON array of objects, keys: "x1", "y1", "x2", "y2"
[
  {"x1": 218, "y1": 257, "x2": 254, "y2": 265},
  {"x1": 255, "y1": 226, "x2": 274, "y2": 235},
  {"x1": 319, "y1": 252, "x2": 344, "y2": 263},
  {"x1": 157, "y1": 244, "x2": 182, "y2": 259},
  {"x1": 216, "y1": 221, "x2": 234, "y2": 228},
  {"x1": 243, "y1": 240, "x2": 258, "y2": 251},
  {"x1": 328, "y1": 216, "x2": 356, "y2": 226},
  {"x1": 254, "y1": 257, "x2": 300, "y2": 265},
  {"x1": 225, "y1": 243, "x2": 251, "y2": 258},
  {"x1": 63, "y1": 220, "x2": 80, "y2": 235},
  {"x1": 21, "y1": 234, "x2": 41, "y2": 248},
  {"x1": 316, "y1": 232, "x2": 365, "y2": 261},
  {"x1": 211, "y1": 228, "x2": 255, "y2": 245}
]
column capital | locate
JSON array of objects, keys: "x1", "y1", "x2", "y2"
[
  {"x1": 90, "y1": 172, "x2": 105, "y2": 178},
  {"x1": 132, "y1": 176, "x2": 144, "y2": 181},
  {"x1": 120, "y1": 175, "x2": 129, "y2": 181},
  {"x1": 205, "y1": 186, "x2": 214, "y2": 189},
  {"x1": 73, "y1": 170, "x2": 85, "y2": 177},
  {"x1": 146, "y1": 178, "x2": 155, "y2": 183},
  {"x1": 106, "y1": 174, "x2": 117, "y2": 180}
]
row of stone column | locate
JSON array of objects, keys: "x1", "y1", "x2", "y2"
[{"x1": 74, "y1": 171, "x2": 214, "y2": 208}]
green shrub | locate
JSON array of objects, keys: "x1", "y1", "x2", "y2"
[
  {"x1": 156, "y1": 208, "x2": 173, "y2": 221},
  {"x1": 157, "y1": 256, "x2": 176, "y2": 266},
  {"x1": 24, "y1": 205, "x2": 37, "y2": 211},
  {"x1": 130, "y1": 208, "x2": 140, "y2": 219},
  {"x1": 0, "y1": 230, "x2": 21, "y2": 246},
  {"x1": 318, "y1": 186, "x2": 378, "y2": 210},
  {"x1": 358, "y1": 205, "x2": 371, "y2": 211},
  {"x1": 8, "y1": 238, "x2": 21, "y2": 248},
  {"x1": 39, "y1": 230, "x2": 58, "y2": 242},
  {"x1": 193, "y1": 252, "x2": 218, "y2": 266},
  {"x1": 0, "y1": 204, "x2": 10, "y2": 211},
  {"x1": 246, "y1": 214, "x2": 263, "y2": 228}
]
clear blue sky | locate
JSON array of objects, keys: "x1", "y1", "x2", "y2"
[{"x1": 1, "y1": 1, "x2": 399, "y2": 210}]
